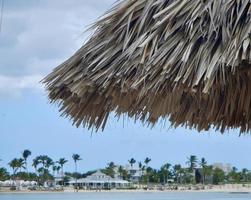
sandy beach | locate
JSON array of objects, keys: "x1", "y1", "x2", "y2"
[{"x1": 1, "y1": 184, "x2": 251, "y2": 194}]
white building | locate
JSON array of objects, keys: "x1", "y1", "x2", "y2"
[
  {"x1": 67, "y1": 170, "x2": 130, "y2": 190},
  {"x1": 124, "y1": 165, "x2": 144, "y2": 183}
]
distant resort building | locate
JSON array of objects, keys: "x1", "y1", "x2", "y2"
[
  {"x1": 213, "y1": 163, "x2": 232, "y2": 174},
  {"x1": 53, "y1": 171, "x2": 66, "y2": 186},
  {"x1": 54, "y1": 173, "x2": 64, "y2": 185},
  {"x1": 124, "y1": 165, "x2": 143, "y2": 183},
  {"x1": 67, "y1": 170, "x2": 130, "y2": 190}
]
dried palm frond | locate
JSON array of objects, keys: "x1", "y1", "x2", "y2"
[{"x1": 43, "y1": 0, "x2": 251, "y2": 133}]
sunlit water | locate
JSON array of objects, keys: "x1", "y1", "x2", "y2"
[{"x1": 0, "y1": 192, "x2": 251, "y2": 200}]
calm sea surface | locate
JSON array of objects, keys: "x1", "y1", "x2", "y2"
[{"x1": 0, "y1": 192, "x2": 251, "y2": 200}]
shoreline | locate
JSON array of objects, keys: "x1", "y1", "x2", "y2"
[
  {"x1": 0, "y1": 191, "x2": 251, "y2": 194},
  {"x1": 1, "y1": 185, "x2": 251, "y2": 194}
]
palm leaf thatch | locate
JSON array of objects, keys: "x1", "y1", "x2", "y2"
[{"x1": 43, "y1": 0, "x2": 251, "y2": 133}]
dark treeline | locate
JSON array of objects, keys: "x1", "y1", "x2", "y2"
[{"x1": 1, "y1": 150, "x2": 251, "y2": 186}]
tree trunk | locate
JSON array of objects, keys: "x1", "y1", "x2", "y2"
[{"x1": 75, "y1": 162, "x2": 78, "y2": 192}]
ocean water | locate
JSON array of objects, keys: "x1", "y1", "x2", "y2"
[{"x1": 0, "y1": 192, "x2": 251, "y2": 200}]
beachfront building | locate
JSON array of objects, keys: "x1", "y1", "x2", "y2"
[{"x1": 67, "y1": 170, "x2": 130, "y2": 190}]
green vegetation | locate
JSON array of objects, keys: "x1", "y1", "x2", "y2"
[
  {"x1": 1, "y1": 151, "x2": 251, "y2": 186},
  {"x1": 72, "y1": 154, "x2": 82, "y2": 186},
  {"x1": 0, "y1": 168, "x2": 9, "y2": 181},
  {"x1": 212, "y1": 168, "x2": 225, "y2": 184},
  {"x1": 22, "y1": 149, "x2": 31, "y2": 173}
]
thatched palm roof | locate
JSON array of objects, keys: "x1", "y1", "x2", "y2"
[{"x1": 44, "y1": 0, "x2": 251, "y2": 133}]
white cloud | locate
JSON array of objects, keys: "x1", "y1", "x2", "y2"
[
  {"x1": 0, "y1": 74, "x2": 43, "y2": 98},
  {"x1": 0, "y1": 74, "x2": 42, "y2": 90},
  {"x1": 0, "y1": 0, "x2": 115, "y2": 98}
]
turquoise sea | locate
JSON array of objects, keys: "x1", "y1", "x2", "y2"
[{"x1": 0, "y1": 192, "x2": 251, "y2": 200}]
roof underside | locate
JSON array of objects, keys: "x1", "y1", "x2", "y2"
[{"x1": 44, "y1": 0, "x2": 251, "y2": 133}]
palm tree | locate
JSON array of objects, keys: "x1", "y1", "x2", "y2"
[
  {"x1": 37, "y1": 167, "x2": 45, "y2": 176},
  {"x1": 160, "y1": 163, "x2": 171, "y2": 183},
  {"x1": 16, "y1": 158, "x2": 25, "y2": 173},
  {"x1": 45, "y1": 157, "x2": 54, "y2": 170},
  {"x1": 186, "y1": 155, "x2": 197, "y2": 172},
  {"x1": 144, "y1": 157, "x2": 151, "y2": 167},
  {"x1": 144, "y1": 157, "x2": 151, "y2": 185},
  {"x1": 138, "y1": 162, "x2": 143, "y2": 176},
  {"x1": 173, "y1": 164, "x2": 182, "y2": 183},
  {"x1": 241, "y1": 168, "x2": 248, "y2": 182},
  {"x1": 37, "y1": 155, "x2": 53, "y2": 170},
  {"x1": 72, "y1": 154, "x2": 81, "y2": 175},
  {"x1": 105, "y1": 162, "x2": 116, "y2": 178},
  {"x1": 72, "y1": 154, "x2": 81, "y2": 190},
  {"x1": 52, "y1": 165, "x2": 58, "y2": 178},
  {"x1": 41, "y1": 156, "x2": 54, "y2": 184},
  {"x1": 57, "y1": 158, "x2": 68, "y2": 185},
  {"x1": 8, "y1": 158, "x2": 25, "y2": 183},
  {"x1": 52, "y1": 165, "x2": 59, "y2": 186},
  {"x1": 32, "y1": 155, "x2": 54, "y2": 184},
  {"x1": 118, "y1": 165, "x2": 124, "y2": 179},
  {"x1": 204, "y1": 165, "x2": 213, "y2": 184},
  {"x1": 128, "y1": 158, "x2": 136, "y2": 168},
  {"x1": 137, "y1": 162, "x2": 143, "y2": 186},
  {"x1": 8, "y1": 159, "x2": 19, "y2": 177},
  {"x1": 32, "y1": 157, "x2": 40, "y2": 183},
  {"x1": 108, "y1": 162, "x2": 115, "y2": 169},
  {"x1": 186, "y1": 155, "x2": 197, "y2": 184},
  {"x1": 138, "y1": 162, "x2": 142, "y2": 169},
  {"x1": 41, "y1": 156, "x2": 48, "y2": 167},
  {"x1": 199, "y1": 157, "x2": 207, "y2": 184},
  {"x1": 232, "y1": 167, "x2": 238, "y2": 173},
  {"x1": 22, "y1": 149, "x2": 31, "y2": 173},
  {"x1": 56, "y1": 166, "x2": 61, "y2": 176},
  {"x1": 32, "y1": 157, "x2": 40, "y2": 175}
]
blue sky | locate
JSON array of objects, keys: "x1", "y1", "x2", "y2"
[{"x1": 1, "y1": 0, "x2": 251, "y2": 173}]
